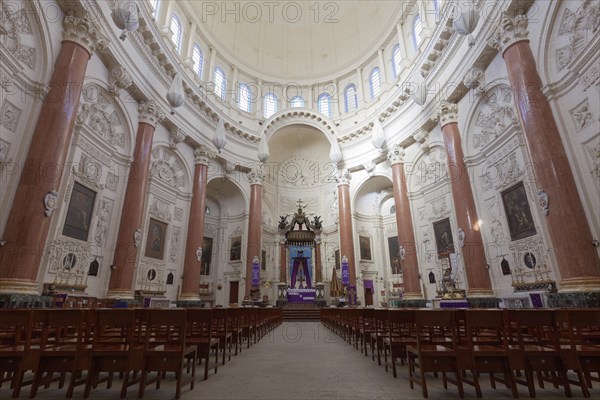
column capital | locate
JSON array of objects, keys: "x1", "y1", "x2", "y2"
[
  {"x1": 248, "y1": 167, "x2": 263, "y2": 185},
  {"x1": 138, "y1": 100, "x2": 165, "y2": 127},
  {"x1": 194, "y1": 144, "x2": 216, "y2": 165},
  {"x1": 169, "y1": 128, "x2": 186, "y2": 149},
  {"x1": 433, "y1": 100, "x2": 458, "y2": 128},
  {"x1": 63, "y1": 15, "x2": 107, "y2": 56},
  {"x1": 336, "y1": 168, "x2": 351, "y2": 185},
  {"x1": 488, "y1": 12, "x2": 529, "y2": 54},
  {"x1": 388, "y1": 144, "x2": 406, "y2": 165}
]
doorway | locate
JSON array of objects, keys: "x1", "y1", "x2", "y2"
[
  {"x1": 364, "y1": 288, "x2": 373, "y2": 306},
  {"x1": 229, "y1": 281, "x2": 239, "y2": 305}
]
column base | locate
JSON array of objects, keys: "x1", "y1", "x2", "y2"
[
  {"x1": 558, "y1": 277, "x2": 600, "y2": 293},
  {"x1": 105, "y1": 289, "x2": 135, "y2": 300},
  {"x1": 403, "y1": 293, "x2": 424, "y2": 301},
  {"x1": 178, "y1": 293, "x2": 201, "y2": 302},
  {"x1": 547, "y1": 292, "x2": 600, "y2": 308},
  {"x1": 395, "y1": 299, "x2": 427, "y2": 308},
  {"x1": 467, "y1": 297, "x2": 500, "y2": 308},
  {"x1": 0, "y1": 293, "x2": 54, "y2": 308},
  {"x1": 175, "y1": 300, "x2": 204, "y2": 308},
  {"x1": 0, "y1": 279, "x2": 40, "y2": 295},
  {"x1": 466, "y1": 288, "x2": 496, "y2": 298}
]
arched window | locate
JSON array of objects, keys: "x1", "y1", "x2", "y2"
[
  {"x1": 192, "y1": 44, "x2": 203, "y2": 78},
  {"x1": 238, "y1": 83, "x2": 252, "y2": 112},
  {"x1": 169, "y1": 13, "x2": 183, "y2": 52},
  {"x1": 263, "y1": 93, "x2": 278, "y2": 118},
  {"x1": 290, "y1": 96, "x2": 305, "y2": 108},
  {"x1": 369, "y1": 67, "x2": 381, "y2": 98},
  {"x1": 149, "y1": 0, "x2": 160, "y2": 18},
  {"x1": 344, "y1": 84, "x2": 358, "y2": 113},
  {"x1": 317, "y1": 93, "x2": 332, "y2": 118},
  {"x1": 433, "y1": 0, "x2": 440, "y2": 16},
  {"x1": 413, "y1": 15, "x2": 423, "y2": 50},
  {"x1": 214, "y1": 67, "x2": 227, "y2": 100},
  {"x1": 392, "y1": 44, "x2": 402, "y2": 78}
]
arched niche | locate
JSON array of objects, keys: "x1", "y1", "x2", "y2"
[
  {"x1": 206, "y1": 176, "x2": 247, "y2": 218},
  {"x1": 353, "y1": 175, "x2": 394, "y2": 216}
]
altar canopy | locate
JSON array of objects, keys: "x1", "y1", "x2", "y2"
[{"x1": 289, "y1": 245, "x2": 312, "y2": 289}]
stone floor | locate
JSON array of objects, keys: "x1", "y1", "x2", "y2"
[{"x1": 3, "y1": 322, "x2": 597, "y2": 400}]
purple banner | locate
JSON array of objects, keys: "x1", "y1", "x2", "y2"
[
  {"x1": 287, "y1": 288, "x2": 316, "y2": 303},
  {"x1": 252, "y1": 256, "x2": 260, "y2": 287},
  {"x1": 341, "y1": 256, "x2": 349, "y2": 286}
]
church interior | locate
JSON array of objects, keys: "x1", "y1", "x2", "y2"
[{"x1": 0, "y1": 0, "x2": 599, "y2": 398}]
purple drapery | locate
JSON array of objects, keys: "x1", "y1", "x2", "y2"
[{"x1": 290, "y1": 257, "x2": 312, "y2": 289}]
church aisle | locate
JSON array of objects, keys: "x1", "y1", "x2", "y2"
[{"x1": 5, "y1": 321, "x2": 593, "y2": 400}]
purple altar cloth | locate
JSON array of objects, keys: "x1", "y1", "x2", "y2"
[{"x1": 287, "y1": 288, "x2": 316, "y2": 303}]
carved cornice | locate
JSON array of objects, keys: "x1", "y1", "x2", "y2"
[
  {"x1": 488, "y1": 12, "x2": 529, "y2": 54},
  {"x1": 138, "y1": 100, "x2": 165, "y2": 127},
  {"x1": 387, "y1": 143, "x2": 406, "y2": 165},
  {"x1": 62, "y1": 15, "x2": 107, "y2": 55},
  {"x1": 169, "y1": 128, "x2": 186, "y2": 149},
  {"x1": 412, "y1": 129, "x2": 430, "y2": 152},
  {"x1": 108, "y1": 65, "x2": 133, "y2": 96},
  {"x1": 194, "y1": 144, "x2": 216, "y2": 165},
  {"x1": 463, "y1": 67, "x2": 485, "y2": 95},
  {"x1": 433, "y1": 100, "x2": 458, "y2": 128}
]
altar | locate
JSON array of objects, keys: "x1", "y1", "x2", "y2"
[
  {"x1": 286, "y1": 288, "x2": 316, "y2": 303},
  {"x1": 277, "y1": 200, "x2": 324, "y2": 305}
]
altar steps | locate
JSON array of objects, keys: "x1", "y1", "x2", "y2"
[{"x1": 281, "y1": 304, "x2": 321, "y2": 321}]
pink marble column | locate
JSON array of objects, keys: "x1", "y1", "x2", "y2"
[
  {"x1": 388, "y1": 144, "x2": 422, "y2": 300},
  {"x1": 245, "y1": 169, "x2": 263, "y2": 295},
  {"x1": 180, "y1": 145, "x2": 215, "y2": 301},
  {"x1": 314, "y1": 232, "x2": 323, "y2": 284},
  {"x1": 437, "y1": 101, "x2": 494, "y2": 297},
  {"x1": 337, "y1": 170, "x2": 356, "y2": 286},
  {"x1": 489, "y1": 14, "x2": 600, "y2": 291},
  {"x1": 106, "y1": 101, "x2": 164, "y2": 299},
  {"x1": 0, "y1": 16, "x2": 104, "y2": 295},
  {"x1": 279, "y1": 234, "x2": 287, "y2": 283}
]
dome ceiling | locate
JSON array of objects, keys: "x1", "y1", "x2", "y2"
[{"x1": 189, "y1": 1, "x2": 403, "y2": 81}]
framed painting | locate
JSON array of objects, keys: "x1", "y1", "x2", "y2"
[
  {"x1": 433, "y1": 218, "x2": 454, "y2": 256},
  {"x1": 359, "y1": 235, "x2": 372, "y2": 261},
  {"x1": 502, "y1": 182, "x2": 536, "y2": 241},
  {"x1": 201, "y1": 237, "x2": 213, "y2": 275},
  {"x1": 230, "y1": 236, "x2": 242, "y2": 261},
  {"x1": 387, "y1": 236, "x2": 402, "y2": 275},
  {"x1": 144, "y1": 218, "x2": 167, "y2": 260},
  {"x1": 62, "y1": 182, "x2": 96, "y2": 241}
]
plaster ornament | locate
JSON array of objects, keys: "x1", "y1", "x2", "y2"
[
  {"x1": 44, "y1": 190, "x2": 59, "y2": 217},
  {"x1": 213, "y1": 118, "x2": 227, "y2": 153},
  {"x1": 133, "y1": 228, "x2": 142, "y2": 248},
  {"x1": 537, "y1": 189, "x2": 549, "y2": 216},
  {"x1": 111, "y1": 1, "x2": 139, "y2": 41},
  {"x1": 167, "y1": 72, "x2": 185, "y2": 114},
  {"x1": 409, "y1": 70, "x2": 428, "y2": 106},
  {"x1": 398, "y1": 245, "x2": 406, "y2": 261},
  {"x1": 329, "y1": 140, "x2": 343, "y2": 165},
  {"x1": 196, "y1": 247, "x2": 203, "y2": 262},
  {"x1": 458, "y1": 228, "x2": 465, "y2": 247},
  {"x1": 258, "y1": 135, "x2": 270, "y2": 163},
  {"x1": 371, "y1": 119, "x2": 386, "y2": 151},
  {"x1": 452, "y1": 1, "x2": 480, "y2": 46}
]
